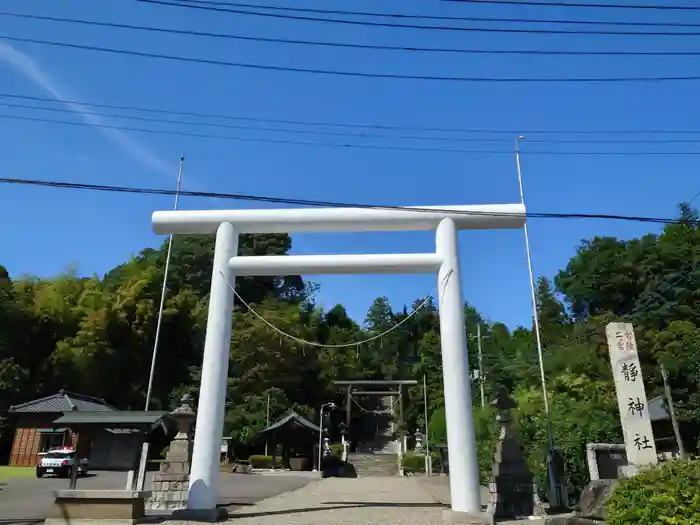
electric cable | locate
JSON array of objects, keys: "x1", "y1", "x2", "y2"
[
  {"x1": 7, "y1": 11, "x2": 700, "y2": 56},
  {"x1": 168, "y1": 0, "x2": 700, "y2": 26},
  {"x1": 0, "y1": 176, "x2": 695, "y2": 227},
  {"x1": 5, "y1": 112, "x2": 700, "y2": 154},
  {"x1": 139, "y1": 0, "x2": 700, "y2": 36},
  {"x1": 5, "y1": 34, "x2": 700, "y2": 83},
  {"x1": 8, "y1": 100, "x2": 700, "y2": 144},
  {"x1": 1, "y1": 91, "x2": 699, "y2": 136},
  {"x1": 445, "y1": 0, "x2": 700, "y2": 11}
]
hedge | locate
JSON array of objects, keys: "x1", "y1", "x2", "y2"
[
  {"x1": 402, "y1": 452, "x2": 441, "y2": 474},
  {"x1": 248, "y1": 455, "x2": 273, "y2": 469},
  {"x1": 605, "y1": 459, "x2": 700, "y2": 525}
]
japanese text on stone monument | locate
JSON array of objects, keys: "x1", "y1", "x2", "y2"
[{"x1": 605, "y1": 322, "x2": 658, "y2": 466}]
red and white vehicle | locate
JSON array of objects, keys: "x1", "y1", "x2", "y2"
[{"x1": 36, "y1": 447, "x2": 89, "y2": 478}]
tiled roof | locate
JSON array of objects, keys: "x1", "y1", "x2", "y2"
[
  {"x1": 649, "y1": 395, "x2": 671, "y2": 422},
  {"x1": 261, "y1": 411, "x2": 322, "y2": 434},
  {"x1": 9, "y1": 390, "x2": 116, "y2": 413},
  {"x1": 53, "y1": 411, "x2": 168, "y2": 429}
]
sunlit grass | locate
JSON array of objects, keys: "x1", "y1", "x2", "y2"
[{"x1": 0, "y1": 466, "x2": 34, "y2": 481}]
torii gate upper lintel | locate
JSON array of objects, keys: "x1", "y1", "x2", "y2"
[{"x1": 151, "y1": 203, "x2": 526, "y2": 518}]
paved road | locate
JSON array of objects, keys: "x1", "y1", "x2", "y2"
[
  {"x1": 416, "y1": 475, "x2": 490, "y2": 508},
  {"x1": 223, "y1": 477, "x2": 550, "y2": 525},
  {"x1": 0, "y1": 470, "x2": 311, "y2": 525}
]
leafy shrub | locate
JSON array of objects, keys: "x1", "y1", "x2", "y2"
[
  {"x1": 514, "y1": 376, "x2": 621, "y2": 502},
  {"x1": 248, "y1": 455, "x2": 273, "y2": 469},
  {"x1": 428, "y1": 405, "x2": 498, "y2": 482},
  {"x1": 402, "y1": 452, "x2": 441, "y2": 474},
  {"x1": 428, "y1": 406, "x2": 447, "y2": 445},
  {"x1": 605, "y1": 459, "x2": 700, "y2": 525}
]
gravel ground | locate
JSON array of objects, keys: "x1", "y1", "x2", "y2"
[{"x1": 176, "y1": 477, "x2": 448, "y2": 525}]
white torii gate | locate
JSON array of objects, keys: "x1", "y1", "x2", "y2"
[{"x1": 152, "y1": 203, "x2": 525, "y2": 522}]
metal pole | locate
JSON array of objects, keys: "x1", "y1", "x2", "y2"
[
  {"x1": 317, "y1": 405, "x2": 325, "y2": 477},
  {"x1": 661, "y1": 364, "x2": 686, "y2": 459},
  {"x1": 516, "y1": 137, "x2": 559, "y2": 505},
  {"x1": 145, "y1": 153, "x2": 185, "y2": 411},
  {"x1": 423, "y1": 374, "x2": 430, "y2": 476},
  {"x1": 345, "y1": 385, "x2": 352, "y2": 432},
  {"x1": 264, "y1": 393, "x2": 270, "y2": 456},
  {"x1": 477, "y1": 324, "x2": 485, "y2": 408}
]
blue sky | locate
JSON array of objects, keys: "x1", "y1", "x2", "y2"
[{"x1": 0, "y1": 0, "x2": 697, "y2": 329}]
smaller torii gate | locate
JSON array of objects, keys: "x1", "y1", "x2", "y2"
[{"x1": 333, "y1": 379, "x2": 417, "y2": 452}]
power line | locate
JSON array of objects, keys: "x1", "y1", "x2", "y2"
[
  {"x1": 1, "y1": 92, "x2": 699, "y2": 136},
  {"x1": 444, "y1": 0, "x2": 700, "y2": 11},
  {"x1": 0, "y1": 176, "x2": 690, "y2": 226},
  {"x1": 8, "y1": 100, "x2": 700, "y2": 145},
  {"x1": 139, "y1": 0, "x2": 700, "y2": 36},
  {"x1": 7, "y1": 10, "x2": 700, "y2": 56},
  {"x1": 172, "y1": 0, "x2": 700, "y2": 26},
  {"x1": 3, "y1": 34, "x2": 700, "y2": 83},
  {"x1": 13, "y1": 3, "x2": 700, "y2": 32},
  {"x1": 6, "y1": 111, "x2": 700, "y2": 154}
]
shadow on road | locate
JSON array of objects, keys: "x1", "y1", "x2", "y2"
[{"x1": 231, "y1": 501, "x2": 446, "y2": 519}]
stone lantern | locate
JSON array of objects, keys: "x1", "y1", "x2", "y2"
[
  {"x1": 414, "y1": 431, "x2": 424, "y2": 453},
  {"x1": 147, "y1": 394, "x2": 196, "y2": 512},
  {"x1": 167, "y1": 393, "x2": 196, "y2": 470}
]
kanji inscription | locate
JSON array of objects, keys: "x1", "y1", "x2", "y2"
[
  {"x1": 621, "y1": 362, "x2": 639, "y2": 383},
  {"x1": 606, "y1": 322, "x2": 658, "y2": 467}
]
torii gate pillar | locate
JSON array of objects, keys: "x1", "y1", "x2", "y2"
[{"x1": 436, "y1": 218, "x2": 483, "y2": 520}]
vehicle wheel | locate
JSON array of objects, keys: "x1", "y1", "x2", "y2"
[{"x1": 36, "y1": 468, "x2": 44, "y2": 478}]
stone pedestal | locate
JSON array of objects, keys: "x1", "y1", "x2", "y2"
[
  {"x1": 485, "y1": 386, "x2": 546, "y2": 520},
  {"x1": 45, "y1": 489, "x2": 150, "y2": 525},
  {"x1": 150, "y1": 473, "x2": 190, "y2": 511},
  {"x1": 147, "y1": 395, "x2": 196, "y2": 512}
]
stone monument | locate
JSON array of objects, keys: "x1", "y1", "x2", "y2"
[
  {"x1": 147, "y1": 394, "x2": 196, "y2": 512},
  {"x1": 605, "y1": 323, "x2": 658, "y2": 471},
  {"x1": 485, "y1": 385, "x2": 546, "y2": 520}
]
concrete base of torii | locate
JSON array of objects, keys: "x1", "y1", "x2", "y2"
[{"x1": 442, "y1": 509, "x2": 495, "y2": 524}]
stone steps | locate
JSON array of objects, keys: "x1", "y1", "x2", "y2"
[{"x1": 348, "y1": 453, "x2": 400, "y2": 477}]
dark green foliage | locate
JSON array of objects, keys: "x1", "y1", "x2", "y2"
[
  {"x1": 514, "y1": 375, "x2": 622, "y2": 500},
  {"x1": 428, "y1": 405, "x2": 498, "y2": 483},
  {"x1": 605, "y1": 460, "x2": 700, "y2": 525}
]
